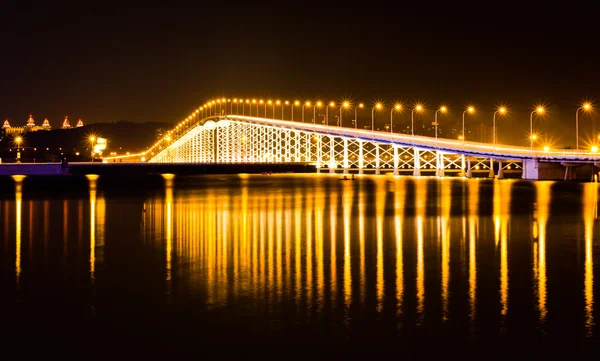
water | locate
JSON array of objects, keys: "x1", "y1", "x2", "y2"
[{"x1": 1, "y1": 174, "x2": 599, "y2": 356}]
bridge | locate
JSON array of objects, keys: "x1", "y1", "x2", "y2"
[{"x1": 104, "y1": 106, "x2": 600, "y2": 181}]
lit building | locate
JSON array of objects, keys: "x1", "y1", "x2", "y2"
[
  {"x1": 42, "y1": 118, "x2": 51, "y2": 128},
  {"x1": 76, "y1": 118, "x2": 84, "y2": 127},
  {"x1": 2, "y1": 119, "x2": 10, "y2": 129},
  {"x1": 62, "y1": 116, "x2": 71, "y2": 129},
  {"x1": 26, "y1": 114, "x2": 35, "y2": 128}
]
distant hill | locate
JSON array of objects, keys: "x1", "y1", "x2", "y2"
[{"x1": 0, "y1": 121, "x2": 170, "y2": 163}]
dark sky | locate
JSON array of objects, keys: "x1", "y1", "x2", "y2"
[{"x1": 2, "y1": 2, "x2": 600, "y2": 146}]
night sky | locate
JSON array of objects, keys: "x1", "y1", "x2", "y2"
[{"x1": 2, "y1": 2, "x2": 600, "y2": 146}]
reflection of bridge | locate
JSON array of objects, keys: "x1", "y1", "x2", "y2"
[{"x1": 106, "y1": 115, "x2": 600, "y2": 180}]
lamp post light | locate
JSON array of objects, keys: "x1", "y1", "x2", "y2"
[
  {"x1": 216, "y1": 99, "x2": 221, "y2": 115},
  {"x1": 434, "y1": 106, "x2": 447, "y2": 140},
  {"x1": 411, "y1": 104, "x2": 424, "y2": 137},
  {"x1": 371, "y1": 103, "x2": 383, "y2": 131},
  {"x1": 576, "y1": 102, "x2": 592, "y2": 151},
  {"x1": 493, "y1": 106, "x2": 507, "y2": 148},
  {"x1": 530, "y1": 106, "x2": 544, "y2": 150},
  {"x1": 283, "y1": 100, "x2": 289, "y2": 120},
  {"x1": 267, "y1": 100, "x2": 273, "y2": 118},
  {"x1": 340, "y1": 101, "x2": 350, "y2": 127},
  {"x1": 275, "y1": 100, "x2": 281, "y2": 119},
  {"x1": 391, "y1": 104, "x2": 403, "y2": 133},
  {"x1": 314, "y1": 101, "x2": 323, "y2": 124},
  {"x1": 354, "y1": 103, "x2": 364, "y2": 129},
  {"x1": 245, "y1": 99, "x2": 250, "y2": 116},
  {"x1": 293, "y1": 101, "x2": 300, "y2": 121},
  {"x1": 259, "y1": 100, "x2": 264, "y2": 116},
  {"x1": 15, "y1": 136, "x2": 23, "y2": 163},
  {"x1": 89, "y1": 136, "x2": 96, "y2": 162},
  {"x1": 462, "y1": 106, "x2": 475, "y2": 145},
  {"x1": 233, "y1": 99, "x2": 238, "y2": 115},
  {"x1": 252, "y1": 99, "x2": 257, "y2": 116},
  {"x1": 302, "y1": 101, "x2": 311, "y2": 122},
  {"x1": 326, "y1": 101, "x2": 335, "y2": 125}
]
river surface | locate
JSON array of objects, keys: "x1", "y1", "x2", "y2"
[{"x1": 0, "y1": 174, "x2": 599, "y2": 356}]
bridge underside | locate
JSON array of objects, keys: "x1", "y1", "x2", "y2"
[{"x1": 134, "y1": 117, "x2": 597, "y2": 181}]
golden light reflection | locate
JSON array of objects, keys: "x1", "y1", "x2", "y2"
[
  {"x1": 343, "y1": 182, "x2": 353, "y2": 321},
  {"x1": 583, "y1": 182, "x2": 597, "y2": 336},
  {"x1": 440, "y1": 179, "x2": 451, "y2": 321},
  {"x1": 534, "y1": 181, "x2": 551, "y2": 324},
  {"x1": 315, "y1": 188, "x2": 325, "y2": 314},
  {"x1": 468, "y1": 179, "x2": 479, "y2": 326},
  {"x1": 12, "y1": 175, "x2": 25, "y2": 288},
  {"x1": 86, "y1": 175, "x2": 99, "y2": 283},
  {"x1": 358, "y1": 179, "x2": 366, "y2": 305},
  {"x1": 415, "y1": 178, "x2": 426, "y2": 324},
  {"x1": 376, "y1": 180, "x2": 385, "y2": 313},
  {"x1": 329, "y1": 189, "x2": 337, "y2": 309},
  {"x1": 498, "y1": 180, "x2": 512, "y2": 324},
  {"x1": 395, "y1": 178, "x2": 406, "y2": 318},
  {"x1": 162, "y1": 174, "x2": 174, "y2": 304}
]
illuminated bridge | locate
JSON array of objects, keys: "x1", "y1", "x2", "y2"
[{"x1": 106, "y1": 114, "x2": 600, "y2": 181}]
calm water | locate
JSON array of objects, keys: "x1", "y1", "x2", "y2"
[{"x1": 1, "y1": 174, "x2": 599, "y2": 356}]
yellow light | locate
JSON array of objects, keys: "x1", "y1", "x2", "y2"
[
  {"x1": 359, "y1": 103, "x2": 364, "y2": 108},
  {"x1": 592, "y1": 145, "x2": 599, "y2": 153},
  {"x1": 268, "y1": 100, "x2": 273, "y2": 105},
  {"x1": 285, "y1": 100, "x2": 289, "y2": 105},
  {"x1": 89, "y1": 136, "x2": 96, "y2": 142},
  {"x1": 245, "y1": 99, "x2": 250, "y2": 103},
  {"x1": 440, "y1": 106, "x2": 447, "y2": 112},
  {"x1": 395, "y1": 104, "x2": 402, "y2": 110},
  {"x1": 543, "y1": 146, "x2": 550, "y2": 152},
  {"x1": 498, "y1": 106, "x2": 507, "y2": 114},
  {"x1": 221, "y1": 98, "x2": 226, "y2": 102},
  {"x1": 415, "y1": 104, "x2": 423, "y2": 111},
  {"x1": 252, "y1": 99, "x2": 257, "y2": 104},
  {"x1": 276, "y1": 100, "x2": 281, "y2": 105},
  {"x1": 343, "y1": 101, "x2": 350, "y2": 108},
  {"x1": 531, "y1": 135, "x2": 537, "y2": 140},
  {"x1": 259, "y1": 100, "x2": 264, "y2": 104},
  {"x1": 233, "y1": 99, "x2": 238, "y2": 103},
  {"x1": 458, "y1": 135, "x2": 463, "y2": 140},
  {"x1": 305, "y1": 101, "x2": 311, "y2": 107},
  {"x1": 329, "y1": 101, "x2": 335, "y2": 107},
  {"x1": 217, "y1": 99, "x2": 221, "y2": 103},
  {"x1": 583, "y1": 102, "x2": 592, "y2": 110},
  {"x1": 294, "y1": 100, "x2": 300, "y2": 106},
  {"x1": 375, "y1": 103, "x2": 383, "y2": 109},
  {"x1": 536, "y1": 106, "x2": 544, "y2": 114},
  {"x1": 316, "y1": 101, "x2": 323, "y2": 107},
  {"x1": 15, "y1": 136, "x2": 22, "y2": 144},
  {"x1": 166, "y1": 136, "x2": 171, "y2": 141},
  {"x1": 467, "y1": 106, "x2": 475, "y2": 113}
]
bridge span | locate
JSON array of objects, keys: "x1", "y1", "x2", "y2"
[{"x1": 104, "y1": 115, "x2": 600, "y2": 181}]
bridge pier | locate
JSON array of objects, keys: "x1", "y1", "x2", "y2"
[
  {"x1": 466, "y1": 157, "x2": 472, "y2": 178},
  {"x1": 358, "y1": 140, "x2": 364, "y2": 174},
  {"x1": 459, "y1": 155, "x2": 466, "y2": 177},
  {"x1": 343, "y1": 138, "x2": 349, "y2": 173},
  {"x1": 489, "y1": 158, "x2": 495, "y2": 178},
  {"x1": 329, "y1": 137, "x2": 335, "y2": 174},
  {"x1": 436, "y1": 151, "x2": 444, "y2": 177},
  {"x1": 375, "y1": 144, "x2": 380, "y2": 175},
  {"x1": 497, "y1": 160, "x2": 504, "y2": 179},
  {"x1": 413, "y1": 148, "x2": 420, "y2": 176},
  {"x1": 393, "y1": 145, "x2": 399, "y2": 176}
]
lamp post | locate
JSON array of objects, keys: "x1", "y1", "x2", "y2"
[
  {"x1": 293, "y1": 101, "x2": 300, "y2": 121},
  {"x1": 371, "y1": 103, "x2": 383, "y2": 131},
  {"x1": 283, "y1": 100, "x2": 288, "y2": 120},
  {"x1": 15, "y1": 136, "x2": 22, "y2": 163},
  {"x1": 391, "y1": 104, "x2": 402, "y2": 133},
  {"x1": 89, "y1": 136, "x2": 96, "y2": 162},
  {"x1": 314, "y1": 101, "x2": 322, "y2": 124},
  {"x1": 326, "y1": 101, "x2": 335, "y2": 125},
  {"x1": 340, "y1": 101, "x2": 350, "y2": 127},
  {"x1": 462, "y1": 106, "x2": 475, "y2": 145},
  {"x1": 234, "y1": 99, "x2": 238, "y2": 115},
  {"x1": 493, "y1": 106, "x2": 507, "y2": 148},
  {"x1": 302, "y1": 101, "x2": 311, "y2": 122},
  {"x1": 576, "y1": 102, "x2": 592, "y2": 151},
  {"x1": 252, "y1": 99, "x2": 257, "y2": 116},
  {"x1": 434, "y1": 106, "x2": 447, "y2": 140},
  {"x1": 267, "y1": 100, "x2": 273, "y2": 118},
  {"x1": 354, "y1": 103, "x2": 364, "y2": 129},
  {"x1": 259, "y1": 100, "x2": 264, "y2": 116},
  {"x1": 411, "y1": 104, "x2": 424, "y2": 137},
  {"x1": 530, "y1": 106, "x2": 544, "y2": 150}
]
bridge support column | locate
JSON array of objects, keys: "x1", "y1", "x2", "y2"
[
  {"x1": 316, "y1": 136, "x2": 322, "y2": 173},
  {"x1": 393, "y1": 145, "x2": 399, "y2": 176},
  {"x1": 522, "y1": 159, "x2": 539, "y2": 180},
  {"x1": 466, "y1": 157, "x2": 472, "y2": 178},
  {"x1": 358, "y1": 140, "x2": 364, "y2": 174},
  {"x1": 489, "y1": 158, "x2": 495, "y2": 178},
  {"x1": 436, "y1": 151, "x2": 444, "y2": 177},
  {"x1": 375, "y1": 144, "x2": 380, "y2": 175},
  {"x1": 497, "y1": 160, "x2": 504, "y2": 179},
  {"x1": 330, "y1": 137, "x2": 335, "y2": 174},
  {"x1": 413, "y1": 148, "x2": 420, "y2": 177},
  {"x1": 343, "y1": 138, "x2": 349, "y2": 173}
]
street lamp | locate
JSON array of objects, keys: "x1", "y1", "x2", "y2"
[
  {"x1": 411, "y1": 104, "x2": 424, "y2": 137},
  {"x1": 259, "y1": 100, "x2": 264, "y2": 116},
  {"x1": 434, "y1": 106, "x2": 447, "y2": 140},
  {"x1": 372, "y1": 103, "x2": 383, "y2": 131},
  {"x1": 252, "y1": 99, "x2": 257, "y2": 116},
  {"x1": 493, "y1": 106, "x2": 507, "y2": 148},
  {"x1": 354, "y1": 103, "x2": 364, "y2": 129},
  {"x1": 576, "y1": 102, "x2": 592, "y2": 151},
  {"x1": 267, "y1": 100, "x2": 273, "y2": 118},
  {"x1": 302, "y1": 101, "x2": 311, "y2": 122},
  {"x1": 314, "y1": 101, "x2": 323, "y2": 124},
  {"x1": 15, "y1": 136, "x2": 23, "y2": 163},
  {"x1": 283, "y1": 100, "x2": 289, "y2": 120},
  {"x1": 530, "y1": 106, "x2": 544, "y2": 150},
  {"x1": 462, "y1": 106, "x2": 475, "y2": 145},
  {"x1": 275, "y1": 100, "x2": 281, "y2": 119},
  {"x1": 391, "y1": 103, "x2": 403, "y2": 133},
  {"x1": 293, "y1": 101, "x2": 300, "y2": 121},
  {"x1": 233, "y1": 99, "x2": 238, "y2": 115},
  {"x1": 89, "y1": 136, "x2": 96, "y2": 161},
  {"x1": 326, "y1": 101, "x2": 335, "y2": 125},
  {"x1": 340, "y1": 101, "x2": 350, "y2": 127}
]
